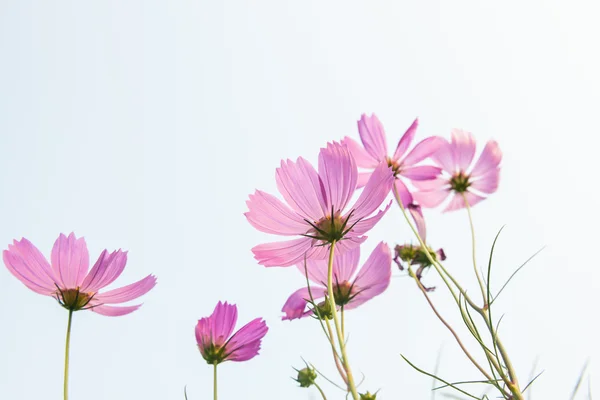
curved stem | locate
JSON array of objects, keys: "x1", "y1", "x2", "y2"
[
  {"x1": 64, "y1": 310, "x2": 73, "y2": 400},
  {"x1": 461, "y1": 193, "x2": 488, "y2": 306},
  {"x1": 314, "y1": 382, "x2": 328, "y2": 400},
  {"x1": 326, "y1": 241, "x2": 359, "y2": 400},
  {"x1": 213, "y1": 362, "x2": 218, "y2": 400}
]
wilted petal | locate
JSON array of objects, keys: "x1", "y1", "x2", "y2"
[
  {"x1": 392, "y1": 118, "x2": 418, "y2": 160},
  {"x1": 470, "y1": 140, "x2": 502, "y2": 178},
  {"x1": 276, "y1": 158, "x2": 327, "y2": 221},
  {"x1": 245, "y1": 190, "x2": 308, "y2": 235},
  {"x1": 357, "y1": 114, "x2": 388, "y2": 160},
  {"x1": 393, "y1": 179, "x2": 414, "y2": 208},
  {"x1": 51, "y1": 233, "x2": 89, "y2": 289},
  {"x1": 408, "y1": 204, "x2": 427, "y2": 242},
  {"x1": 342, "y1": 136, "x2": 379, "y2": 169},
  {"x1": 318, "y1": 142, "x2": 357, "y2": 213},
  {"x1": 451, "y1": 129, "x2": 476, "y2": 172}
]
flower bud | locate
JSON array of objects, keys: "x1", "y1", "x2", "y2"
[
  {"x1": 294, "y1": 366, "x2": 318, "y2": 388},
  {"x1": 311, "y1": 298, "x2": 333, "y2": 320},
  {"x1": 360, "y1": 391, "x2": 377, "y2": 399}
]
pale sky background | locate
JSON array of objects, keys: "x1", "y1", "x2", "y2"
[{"x1": 0, "y1": 1, "x2": 598, "y2": 399}]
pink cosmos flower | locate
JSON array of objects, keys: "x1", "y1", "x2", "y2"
[
  {"x1": 3, "y1": 233, "x2": 157, "y2": 316},
  {"x1": 342, "y1": 114, "x2": 443, "y2": 238},
  {"x1": 412, "y1": 129, "x2": 502, "y2": 211},
  {"x1": 281, "y1": 242, "x2": 392, "y2": 320},
  {"x1": 195, "y1": 301, "x2": 268, "y2": 364},
  {"x1": 245, "y1": 141, "x2": 394, "y2": 267}
]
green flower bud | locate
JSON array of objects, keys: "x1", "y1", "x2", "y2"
[
  {"x1": 294, "y1": 366, "x2": 317, "y2": 388},
  {"x1": 360, "y1": 391, "x2": 377, "y2": 399},
  {"x1": 312, "y1": 298, "x2": 333, "y2": 320}
]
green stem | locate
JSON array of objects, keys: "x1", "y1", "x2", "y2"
[
  {"x1": 64, "y1": 309, "x2": 73, "y2": 400},
  {"x1": 314, "y1": 382, "x2": 328, "y2": 400},
  {"x1": 327, "y1": 241, "x2": 359, "y2": 400},
  {"x1": 213, "y1": 362, "x2": 218, "y2": 400},
  {"x1": 461, "y1": 193, "x2": 488, "y2": 306},
  {"x1": 325, "y1": 319, "x2": 348, "y2": 384}
]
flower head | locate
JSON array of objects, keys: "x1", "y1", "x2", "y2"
[
  {"x1": 412, "y1": 129, "x2": 502, "y2": 211},
  {"x1": 246, "y1": 142, "x2": 394, "y2": 267},
  {"x1": 195, "y1": 301, "x2": 268, "y2": 364},
  {"x1": 294, "y1": 365, "x2": 318, "y2": 388},
  {"x1": 3, "y1": 233, "x2": 157, "y2": 316},
  {"x1": 394, "y1": 243, "x2": 446, "y2": 292},
  {"x1": 342, "y1": 114, "x2": 443, "y2": 238},
  {"x1": 281, "y1": 242, "x2": 392, "y2": 320}
]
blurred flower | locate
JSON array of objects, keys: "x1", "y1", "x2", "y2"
[
  {"x1": 282, "y1": 242, "x2": 392, "y2": 320},
  {"x1": 342, "y1": 114, "x2": 443, "y2": 238},
  {"x1": 195, "y1": 301, "x2": 268, "y2": 364},
  {"x1": 3, "y1": 233, "x2": 156, "y2": 316},
  {"x1": 413, "y1": 129, "x2": 502, "y2": 211},
  {"x1": 246, "y1": 141, "x2": 394, "y2": 267},
  {"x1": 394, "y1": 244, "x2": 446, "y2": 292}
]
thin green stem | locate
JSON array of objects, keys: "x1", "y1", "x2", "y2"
[
  {"x1": 325, "y1": 319, "x2": 348, "y2": 384},
  {"x1": 64, "y1": 310, "x2": 73, "y2": 400},
  {"x1": 314, "y1": 382, "x2": 328, "y2": 400},
  {"x1": 341, "y1": 306, "x2": 346, "y2": 339},
  {"x1": 327, "y1": 241, "x2": 359, "y2": 400},
  {"x1": 462, "y1": 193, "x2": 488, "y2": 306},
  {"x1": 213, "y1": 362, "x2": 218, "y2": 400}
]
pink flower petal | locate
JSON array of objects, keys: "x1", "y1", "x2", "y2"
[
  {"x1": 295, "y1": 258, "x2": 328, "y2": 286},
  {"x1": 342, "y1": 136, "x2": 379, "y2": 169},
  {"x1": 51, "y1": 233, "x2": 89, "y2": 289},
  {"x1": 356, "y1": 172, "x2": 372, "y2": 189},
  {"x1": 402, "y1": 135, "x2": 445, "y2": 166},
  {"x1": 349, "y1": 162, "x2": 394, "y2": 221},
  {"x1": 357, "y1": 114, "x2": 388, "y2": 161},
  {"x1": 318, "y1": 142, "x2": 357, "y2": 213},
  {"x1": 80, "y1": 249, "x2": 128, "y2": 293},
  {"x1": 90, "y1": 304, "x2": 141, "y2": 316},
  {"x1": 411, "y1": 176, "x2": 449, "y2": 191},
  {"x1": 245, "y1": 190, "x2": 308, "y2": 235},
  {"x1": 392, "y1": 118, "x2": 418, "y2": 160},
  {"x1": 281, "y1": 287, "x2": 325, "y2": 320},
  {"x1": 3, "y1": 241, "x2": 56, "y2": 295},
  {"x1": 393, "y1": 179, "x2": 414, "y2": 208},
  {"x1": 470, "y1": 140, "x2": 502, "y2": 178},
  {"x1": 276, "y1": 158, "x2": 327, "y2": 221},
  {"x1": 470, "y1": 169, "x2": 500, "y2": 194},
  {"x1": 431, "y1": 138, "x2": 456, "y2": 173},
  {"x1": 408, "y1": 204, "x2": 427, "y2": 242},
  {"x1": 332, "y1": 246, "x2": 361, "y2": 282},
  {"x1": 350, "y1": 201, "x2": 392, "y2": 236},
  {"x1": 451, "y1": 129, "x2": 476, "y2": 172},
  {"x1": 442, "y1": 191, "x2": 486, "y2": 212},
  {"x1": 413, "y1": 189, "x2": 450, "y2": 208},
  {"x1": 93, "y1": 274, "x2": 157, "y2": 304},
  {"x1": 400, "y1": 165, "x2": 442, "y2": 181},
  {"x1": 251, "y1": 237, "x2": 315, "y2": 267},
  {"x1": 225, "y1": 318, "x2": 268, "y2": 362},
  {"x1": 345, "y1": 242, "x2": 391, "y2": 310}
]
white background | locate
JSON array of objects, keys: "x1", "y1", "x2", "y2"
[{"x1": 0, "y1": 1, "x2": 597, "y2": 399}]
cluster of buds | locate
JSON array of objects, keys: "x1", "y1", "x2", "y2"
[{"x1": 393, "y1": 244, "x2": 446, "y2": 292}]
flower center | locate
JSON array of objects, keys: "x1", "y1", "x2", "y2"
[
  {"x1": 333, "y1": 281, "x2": 355, "y2": 306},
  {"x1": 386, "y1": 157, "x2": 402, "y2": 175},
  {"x1": 57, "y1": 288, "x2": 93, "y2": 311},
  {"x1": 200, "y1": 343, "x2": 227, "y2": 364},
  {"x1": 309, "y1": 212, "x2": 348, "y2": 243},
  {"x1": 450, "y1": 172, "x2": 471, "y2": 193}
]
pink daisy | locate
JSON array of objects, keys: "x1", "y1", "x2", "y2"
[
  {"x1": 412, "y1": 129, "x2": 502, "y2": 211},
  {"x1": 245, "y1": 142, "x2": 394, "y2": 267},
  {"x1": 342, "y1": 114, "x2": 443, "y2": 239},
  {"x1": 195, "y1": 301, "x2": 268, "y2": 364},
  {"x1": 3, "y1": 232, "x2": 156, "y2": 316},
  {"x1": 281, "y1": 242, "x2": 392, "y2": 320}
]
